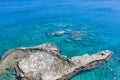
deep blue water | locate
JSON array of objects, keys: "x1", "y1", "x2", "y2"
[{"x1": 0, "y1": 0, "x2": 120, "y2": 80}]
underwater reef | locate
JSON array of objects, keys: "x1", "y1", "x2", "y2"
[{"x1": 0, "y1": 43, "x2": 112, "y2": 80}]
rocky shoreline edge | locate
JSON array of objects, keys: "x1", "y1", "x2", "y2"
[{"x1": 0, "y1": 43, "x2": 112, "y2": 80}]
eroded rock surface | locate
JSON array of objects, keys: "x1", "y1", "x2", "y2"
[{"x1": 0, "y1": 43, "x2": 112, "y2": 80}]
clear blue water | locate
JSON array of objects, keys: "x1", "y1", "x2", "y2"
[{"x1": 0, "y1": 0, "x2": 120, "y2": 80}]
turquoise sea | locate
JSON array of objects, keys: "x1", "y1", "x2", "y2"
[{"x1": 0, "y1": 0, "x2": 120, "y2": 80}]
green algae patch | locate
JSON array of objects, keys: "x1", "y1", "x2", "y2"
[{"x1": 0, "y1": 68, "x2": 19, "y2": 80}]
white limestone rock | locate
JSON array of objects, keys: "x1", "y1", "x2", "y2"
[
  {"x1": 17, "y1": 43, "x2": 112, "y2": 80},
  {"x1": 0, "y1": 43, "x2": 112, "y2": 80}
]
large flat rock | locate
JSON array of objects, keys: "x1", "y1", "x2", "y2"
[{"x1": 0, "y1": 43, "x2": 112, "y2": 80}]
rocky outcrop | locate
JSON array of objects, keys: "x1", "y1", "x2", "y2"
[
  {"x1": 0, "y1": 43, "x2": 112, "y2": 80},
  {"x1": 47, "y1": 30, "x2": 87, "y2": 41},
  {"x1": 47, "y1": 31, "x2": 66, "y2": 36}
]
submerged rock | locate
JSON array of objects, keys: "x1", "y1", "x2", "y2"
[
  {"x1": 0, "y1": 43, "x2": 112, "y2": 80},
  {"x1": 47, "y1": 30, "x2": 87, "y2": 43},
  {"x1": 64, "y1": 39, "x2": 72, "y2": 43},
  {"x1": 47, "y1": 31, "x2": 66, "y2": 36}
]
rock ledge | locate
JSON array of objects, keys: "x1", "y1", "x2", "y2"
[{"x1": 0, "y1": 43, "x2": 112, "y2": 80}]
